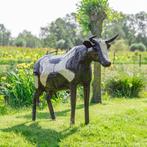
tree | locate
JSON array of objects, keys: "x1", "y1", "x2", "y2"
[
  {"x1": 40, "y1": 13, "x2": 84, "y2": 49},
  {"x1": 15, "y1": 30, "x2": 42, "y2": 48},
  {"x1": 135, "y1": 12, "x2": 147, "y2": 47},
  {"x1": 77, "y1": 0, "x2": 120, "y2": 103},
  {"x1": 119, "y1": 12, "x2": 147, "y2": 46},
  {"x1": 102, "y1": 17, "x2": 126, "y2": 39},
  {"x1": 103, "y1": 11, "x2": 147, "y2": 48},
  {"x1": 0, "y1": 24, "x2": 11, "y2": 46}
]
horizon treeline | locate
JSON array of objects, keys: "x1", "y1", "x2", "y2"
[{"x1": 0, "y1": 11, "x2": 147, "y2": 51}]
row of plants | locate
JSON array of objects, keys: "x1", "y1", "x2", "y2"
[
  {"x1": 0, "y1": 47, "x2": 147, "y2": 65},
  {"x1": 0, "y1": 47, "x2": 48, "y2": 65},
  {"x1": 112, "y1": 52, "x2": 147, "y2": 64},
  {"x1": 0, "y1": 63, "x2": 34, "y2": 108}
]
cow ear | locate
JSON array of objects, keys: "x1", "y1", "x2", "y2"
[{"x1": 83, "y1": 40, "x2": 93, "y2": 48}]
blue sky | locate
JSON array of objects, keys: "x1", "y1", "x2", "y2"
[{"x1": 0, "y1": 0, "x2": 146, "y2": 37}]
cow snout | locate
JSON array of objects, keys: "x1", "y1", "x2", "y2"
[
  {"x1": 102, "y1": 61, "x2": 111, "y2": 67},
  {"x1": 105, "y1": 61, "x2": 111, "y2": 67}
]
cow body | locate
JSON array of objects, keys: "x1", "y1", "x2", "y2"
[{"x1": 33, "y1": 45, "x2": 91, "y2": 91}]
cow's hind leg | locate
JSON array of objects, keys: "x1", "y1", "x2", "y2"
[
  {"x1": 46, "y1": 93, "x2": 56, "y2": 120},
  {"x1": 32, "y1": 89, "x2": 42, "y2": 121}
]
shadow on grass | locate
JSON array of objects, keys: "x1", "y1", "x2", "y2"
[
  {"x1": 17, "y1": 103, "x2": 84, "y2": 120},
  {"x1": 1, "y1": 121, "x2": 79, "y2": 146}
]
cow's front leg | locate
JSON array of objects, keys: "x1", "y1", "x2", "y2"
[
  {"x1": 83, "y1": 83, "x2": 90, "y2": 125},
  {"x1": 46, "y1": 93, "x2": 56, "y2": 120},
  {"x1": 32, "y1": 89, "x2": 42, "y2": 121},
  {"x1": 70, "y1": 84, "x2": 77, "y2": 125}
]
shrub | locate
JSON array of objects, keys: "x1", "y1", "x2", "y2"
[
  {"x1": 0, "y1": 63, "x2": 34, "y2": 107},
  {"x1": 105, "y1": 74, "x2": 144, "y2": 98},
  {"x1": 130, "y1": 43, "x2": 146, "y2": 52}
]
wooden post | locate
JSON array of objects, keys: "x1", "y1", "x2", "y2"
[
  {"x1": 139, "y1": 54, "x2": 141, "y2": 67},
  {"x1": 113, "y1": 51, "x2": 116, "y2": 64}
]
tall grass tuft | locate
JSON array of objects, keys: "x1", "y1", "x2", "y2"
[
  {"x1": 0, "y1": 63, "x2": 34, "y2": 107},
  {"x1": 105, "y1": 74, "x2": 144, "y2": 98}
]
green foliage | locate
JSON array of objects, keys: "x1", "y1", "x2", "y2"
[
  {"x1": 0, "y1": 105, "x2": 8, "y2": 115},
  {"x1": 132, "y1": 12, "x2": 147, "y2": 47},
  {"x1": 0, "y1": 96, "x2": 8, "y2": 115},
  {"x1": 102, "y1": 16, "x2": 126, "y2": 39},
  {"x1": 76, "y1": 0, "x2": 122, "y2": 35},
  {"x1": 77, "y1": 0, "x2": 109, "y2": 34},
  {"x1": 40, "y1": 13, "x2": 83, "y2": 49},
  {"x1": 0, "y1": 24, "x2": 11, "y2": 46},
  {"x1": 14, "y1": 38, "x2": 26, "y2": 47},
  {"x1": 105, "y1": 74, "x2": 144, "y2": 98},
  {"x1": 103, "y1": 11, "x2": 147, "y2": 47},
  {"x1": 0, "y1": 64, "x2": 34, "y2": 107},
  {"x1": 130, "y1": 43, "x2": 146, "y2": 52},
  {"x1": 15, "y1": 30, "x2": 42, "y2": 48}
]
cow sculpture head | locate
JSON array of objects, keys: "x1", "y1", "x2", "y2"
[{"x1": 83, "y1": 34, "x2": 118, "y2": 67}]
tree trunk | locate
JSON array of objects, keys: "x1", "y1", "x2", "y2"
[
  {"x1": 91, "y1": 62, "x2": 101, "y2": 103},
  {"x1": 90, "y1": 21, "x2": 102, "y2": 103}
]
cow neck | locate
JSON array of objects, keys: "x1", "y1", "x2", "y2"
[{"x1": 81, "y1": 48, "x2": 93, "y2": 66}]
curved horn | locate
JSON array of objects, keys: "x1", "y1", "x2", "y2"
[{"x1": 106, "y1": 34, "x2": 119, "y2": 44}]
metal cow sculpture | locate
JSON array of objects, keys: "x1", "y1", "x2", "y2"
[{"x1": 32, "y1": 35, "x2": 118, "y2": 125}]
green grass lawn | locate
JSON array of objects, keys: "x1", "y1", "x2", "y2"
[{"x1": 0, "y1": 98, "x2": 147, "y2": 147}]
